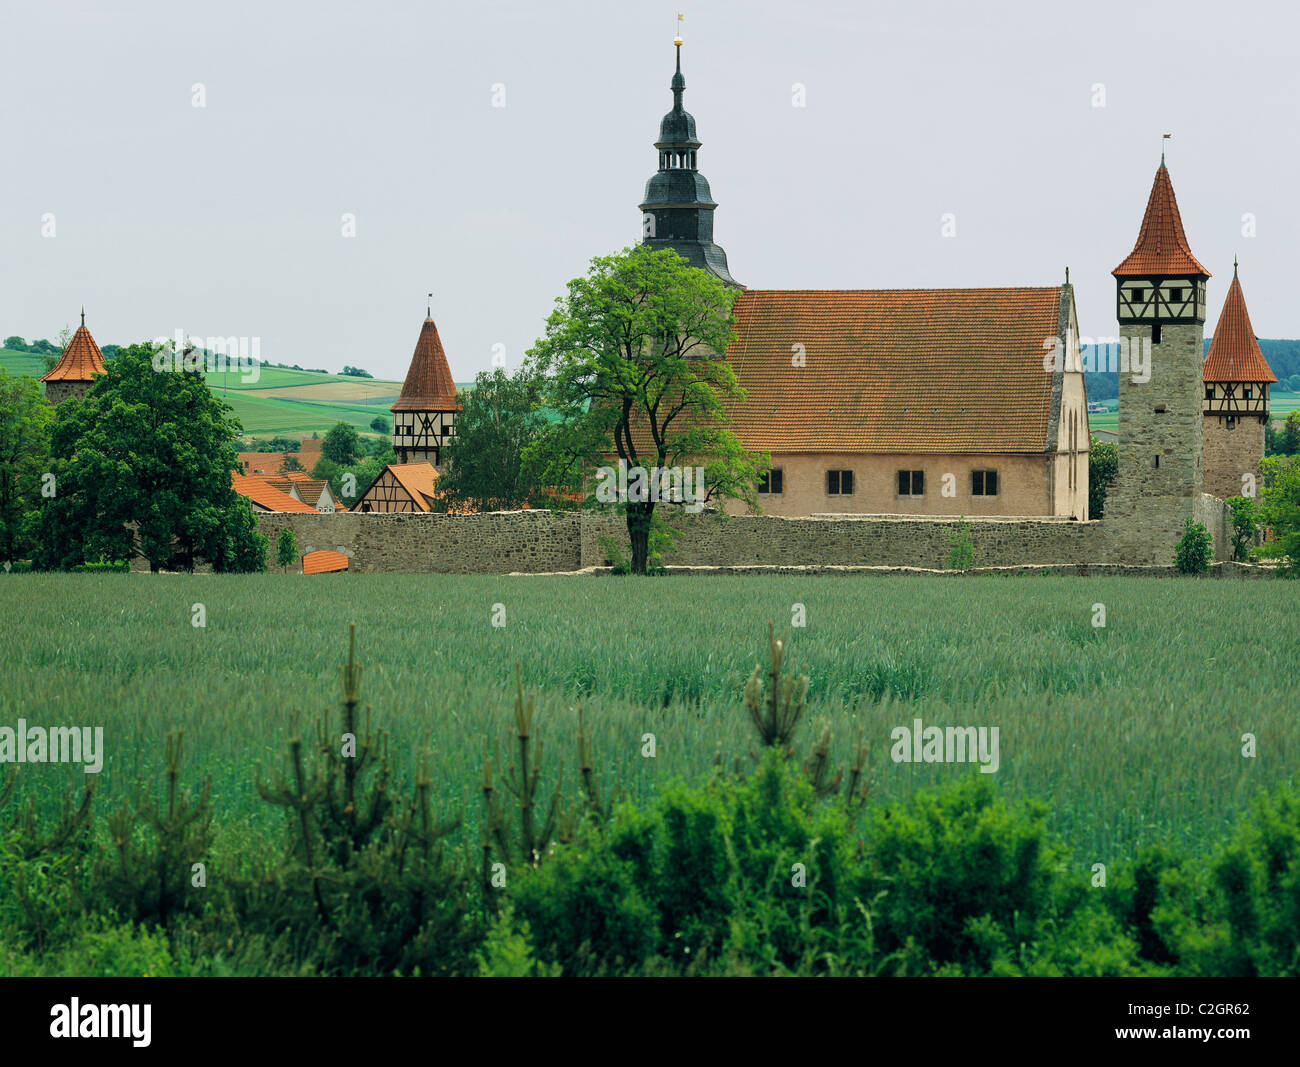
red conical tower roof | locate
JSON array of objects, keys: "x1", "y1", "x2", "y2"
[
  {"x1": 1203, "y1": 265, "x2": 1277, "y2": 383},
  {"x1": 390, "y1": 314, "x2": 459, "y2": 413},
  {"x1": 1113, "y1": 163, "x2": 1210, "y2": 277},
  {"x1": 40, "y1": 313, "x2": 106, "y2": 383}
]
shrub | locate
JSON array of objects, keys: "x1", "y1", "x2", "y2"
[
  {"x1": 1226, "y1": 496, "x2": 1258, "y2": 562},
  {"x1": 1173, "y1": 518, "x2": 1212, "y2": 574},
  {"x1": 946, "y1": 518, "x2": 975, "y2": 571}
]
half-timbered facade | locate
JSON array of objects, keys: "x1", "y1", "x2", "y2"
[
  {"x1": 356, "y1": 462, "x2": 439, "y2": 513},
  {"x1": 392, "y1": 311, "x2": 460, "y2": 466}
]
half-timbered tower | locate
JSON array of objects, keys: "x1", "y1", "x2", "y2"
[
  {"x1": 1105, "y1": 159, "x2": 1210, "y2": 562},
  {"x1": 40, "y1": 310, "x2": 106, "y2": 404},
  {"x1": 1202, "y1": 259, "x2": 1276, "y2": 499},
  {"x1": 639, "y1": 34, "x2": 739, "y2": 286},
  {"x1": 391, "y1": 309, "x2": 459, "y2": 466}
]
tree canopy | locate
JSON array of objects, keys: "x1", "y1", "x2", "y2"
[
  {"x1": 0, "y1": 369, "x2": 53, "y2": 561},
  {"x1": 526, "y1": 244, "x2": 764, "y2": 573},
  {"x1": 33, "y1": 341, "x2": 266, "y2": 572}
]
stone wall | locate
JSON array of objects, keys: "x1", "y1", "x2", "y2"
[
  {"x1": 251, "y1": 502, "x2": 1257, "y2": 575},
  {"x1": 255, "y1": 511, "x2": 581, "y2": 574}
]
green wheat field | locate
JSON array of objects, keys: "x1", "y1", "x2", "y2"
[{"x1": 0, "y1": 573, "x2": 1296, "y2": 867}]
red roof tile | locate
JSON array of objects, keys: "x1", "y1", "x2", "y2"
[
  {"x1": 1204, "y1": 272, "x2": 1277, "y2": 383},
  {"x1": 40, "y1": 323, "x2": 106, "y2": 382},
  {"x1": 1113, "y1": 165, "x2": 1210, "y2": 277},
  {"x1": 237, "y1": 451, "x2": 299, "y2": 476},
  {"x1": 391, "y1": 317, "x2": 460, "y2": 413},
  {"x1": 303, "y1": 549, "x2": 349, "y2": 574},
  {"x1": 673, "y1": 287, "x2": 1068, "y2": 455}
]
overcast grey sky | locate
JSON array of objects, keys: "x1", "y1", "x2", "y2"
[{"x1": 4, "y1": 0, "x2": 1298, "y2": 381}]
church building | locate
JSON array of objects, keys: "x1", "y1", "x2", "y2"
[{"x1": 637, "y1": 36, "x2": 1089, "y2": 520}]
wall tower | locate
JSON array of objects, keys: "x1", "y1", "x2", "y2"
[
  {"x1": 40, "y1": 310, "x2": 105, "y2": 404},
  {"x1": 391, "y1": 303, "x2": 460, "y2": 467},
  {"x1": 1106, "y1": 159, "x2": 1210, "y2": 562},
  {"x1": 1202, "y1": 258, "x2": 1276, "y2": 500}
]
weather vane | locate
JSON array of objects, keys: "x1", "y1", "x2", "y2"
[
  {"x1": 427, "y1": 292, "x2": 433, "y2": 317},
  {"x1": 675, "y1": 12, "x2": 684, "y2": 46},
  {"x1": 1162, "y1": 132, "x2": 1171, "y2": 165}
]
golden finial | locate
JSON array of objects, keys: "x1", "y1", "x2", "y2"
[{"x1": 674, "y1": 12, "x2": 683, "y2": 47}]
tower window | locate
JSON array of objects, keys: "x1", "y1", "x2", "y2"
[
  {"x1": 1132, "y1": 287, "x2": 1145, "y2": 302},
  {"x1": 1152, "y1": 324, "x2": 1162, "y2": 343},
  {"x1": 826, "y1": 470, "x2": 854, "y2": 495},
  {"x1": 1153, "y1": 455, "x2": 1160, "y2": 468},
  {"x1": 1244, "y1": 386, "x2": 1253, "y2": 399},
  {"x1": 1154, "y1": 405, "x2": 1166, "y2": 413},
  {"x1": 1170, "y1": 287, "x2": 1184, "y2": 302},
  {"x1": 1205, "y1": 386, "x2": 1214, "y2": 400},
  {"x1": 971, "y1": 469, "x2": 999, "y2": 496}
]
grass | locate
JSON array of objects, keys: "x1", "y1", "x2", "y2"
[{"x1": 0, "y1": 573, "x2": 1294, "y2": 871}]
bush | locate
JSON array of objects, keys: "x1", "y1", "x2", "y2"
[
  {"x1": 946, "y1": 518, "x2": 975, "y2": 571},
  {"x1": 1226, "y1": 496, "x2": 1258, "y2": 562},
  {"x1": 1173, "y1": 518, "x2": 1212, "y2": 574}
]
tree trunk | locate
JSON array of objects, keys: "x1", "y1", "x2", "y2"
[{"x1": 627, "y1": 502, "x2": 653, "y2": 575}]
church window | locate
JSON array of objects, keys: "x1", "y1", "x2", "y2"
[
  {"x1": 897, "y1": 470, "x2": 924, "y2": 496},
  {"x1": 826, "y1": 470, "x2": 853, "y2": 495},
  {"x1": 971, "y1": 469, "x2": 999, "y2": 496}
]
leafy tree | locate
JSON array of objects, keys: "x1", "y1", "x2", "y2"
[
  {"x1": 322, "y1": 421, "x2": 358, "y2": 465},
  {"x1": 369, "y1": 415, "x2": 390, "y2": 434},
  {"x1": 1088, "y1": 436, "x2": 1118, "y2": 519},
  {"x1": 436, "y1": 367, "x2": 546, "y2": 511},
  {"x1": 341, "y1": 365, "x2": 374, "y2": 378},
  {"x1": 1173, "y1": 518, "x2": 1212, "y2": 575},
  {"x1": 0, "y1": 369, "x2": 53, "y2": 561},
  {"x1": 281, "y1": 454, "x2": 305, "y2": 473},
  {"x1": 526, "y1": 244, "x2": 761, "y2": 574},
  {"x1": 1282, "y1": 410, "x2": 1300, "y2": 456},
  {"x1": 276, "y1": 527, "x2": 299, "y2": 572},
  {"x1": 1254, "y1": 455, "x2": 1300, "y2": 577},
  {"x1": 3, "y1": 337, "x2": 24, "y2": 351},
  {"x1": 1226, "y1": 496, "x2": 1258, "y2": 562},
  {"x1": 32, "y1": 341, "x2": 265, "y2": 572}
]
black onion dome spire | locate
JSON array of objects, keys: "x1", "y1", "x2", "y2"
[{"x1": 639, "y1": 38, "x2": 739, "y2": 287}]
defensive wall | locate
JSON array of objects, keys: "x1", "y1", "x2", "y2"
[{"x1": 253, "y1": 495, "x2": 1236, "y2": 575}]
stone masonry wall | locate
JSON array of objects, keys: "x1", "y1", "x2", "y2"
[{"x1": 253, "y1": 504, "x2": 1246, "y2": 576}]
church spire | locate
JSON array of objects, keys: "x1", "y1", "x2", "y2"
[{"x1": 637, "y1": 25, "x2": 740, "y2": 287}]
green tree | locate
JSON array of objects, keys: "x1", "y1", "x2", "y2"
[
  {"x1": 3, "y1": 337, "x2": 25, "y2": 351},
  {"x1": 1088, "y1": 437, "x2": 1118, "y2": 519},
  {"x1": 436, "y1": 367, "x2": 547, "y2": 511},
  {"x1": 276, "y1": 527, "x2": 299, "y2": 572},
  {"x1": 280, "y1": 454, "x2": 305, "y2": 473},
  {"x1": 0, "y1": 369, "x2": 53, "y2": 561},
  {"x1": 322, "y1": 421, "x2": 359, "y2": 465},
  {"x1": 1254, "y1": 455, "x2": 1300, "y2": 577},
  {"x1": 526, "y1": 244, "x2": 761, "y2": 574},
  {"x1": 1281, "y1": 410, "x2": 1300, "y2": 456},
  {"x1": 369, "y1": 415, "x2": 390, "y2": 434},
  {"x1": 32, "y1": 341, "x2": 265, "y2": 572},
  {"x1": 1173, "y1": 518, "x2": 1212, "y2": 575},
  {"x1": 1226, "y1": 496, "x2": 1258, "y2": 562}
]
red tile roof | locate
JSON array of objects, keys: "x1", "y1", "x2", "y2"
[
  {"x1": 675, "y1": 287, "x2": 1068, "y2": 454},
  {"x1": 1113, "y1": 165, "x2": 1210, "y2": 277},
  {"x1": 232, "y1": 473, "x2": 318, "y2": 512},
  {"x1": 303, "y1": 549, "x2": 349, "y2": 574},
  {"x1": 392, "y1": 317, "x2": 460, "y2": 413},
  {"x1": 40, "y1": 323, "x2": 106, "y2": 382},
  {"x1": 1204, "y1": 272, "x2": 1277, "y2": 383},
  {"x1": 387, "y1": 462, "x2": 439, "y2": 510},
  {"x1": 238, "y1": 452, "x2": 298, "y2": 476}
]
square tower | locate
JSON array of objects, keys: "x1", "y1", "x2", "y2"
[{"x1": 1105, "y1": 161, "x2": 1209, "y2": 564}]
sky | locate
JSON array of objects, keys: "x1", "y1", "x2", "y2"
[{"x1": 4, "y1": 0, "x2": 1298, "y2": 381}]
